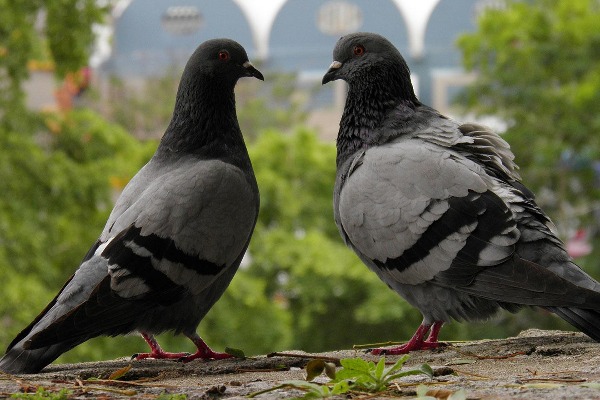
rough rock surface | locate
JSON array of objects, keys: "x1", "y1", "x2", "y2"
[{"x1": 1, "y1": 329, "x2": 600, "y2": 399}]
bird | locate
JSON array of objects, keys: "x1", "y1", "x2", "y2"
[
  {"x1": 0, "y1": 38, "x2": 263, "y2": 374},
  {"x1": 322, "y1": 32, "x2": 600, "y2": 355}
]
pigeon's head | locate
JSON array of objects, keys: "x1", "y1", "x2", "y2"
[
  {"x1": 322, "y1": 32, "x2": 417, "y2": 102},
  {"x1": 183, "y1": 38, "x2": 264, "y2": 85}
]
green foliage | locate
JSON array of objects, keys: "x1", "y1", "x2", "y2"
[
  {"x1": 155, "y1": 394, "x2": 187, "y2": 400},
  {"x1": 224, "y1": 347, "x2": 246, "y2": 359},
  {"x1": 236, "y1": 71, "x2": 310, "y2": 137},
  {"x1": 0, "y1": 109, "x2": 155, "y2": 361},
  {"x1": 11, "y1": 387, "x2": 72, "y2": 400},
  {"x1": 333, "y1": 356, "x2": 433, "y2": 393},
  {"x1": 249, "y1": 379, "x2": 350, "y2": 399},
  {"x1": 0, "y1": 0, "x2": 41, "y2": 132},
  {"x1": 197, "y1": 269, "x2": 294, "y2": 355},
  {"x1": 457, "y1": 0, "x2": 600, "y2": 334},
  {"x1": 250, "y1": 129, "x2": 338, "y2": 236},
  {"x1": 305, "y1": 359, "x2": 337, "y2": 381},
  {"x1": 0, "y1": 0, "x2": 104, "y2": 131},
  {"x1": 457, "y1": 0, "x2": 600, "y2": 227},
  {"x1": 251, "y1": 356, "x2": 432, "y2": 398},
  {"x1": 45, "y1": 0, "x2": 105, "y2": 78},
  {"x1": 0, "y1": 1, "x2": 152, "y2": 365}
]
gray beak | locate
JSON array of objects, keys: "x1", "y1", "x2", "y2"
[
  {"x1": 322, "y1": 61, "x2": 342, "y2": 84},
  {"x1": 243, "y1": 61, "x2": 264, "y2": 81}
]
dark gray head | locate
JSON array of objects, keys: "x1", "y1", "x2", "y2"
[
  {"x1": 180, "y1": 38, "x2": 263, "y2": 86},
  {"x1": 161, "y1": 39, "x2": 263, "y2": 154},
  {"x1": 322, "y1": 32, "x2": 417, "y2": 103}
]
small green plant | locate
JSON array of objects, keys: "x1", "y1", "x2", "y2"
[
  {"x1": 305, "y1": 359, "x2": 337, "y2": 381},
  {"x1": 249, "y1": 355, "x2": 432, "y2": 398},
  {"x1": 258, "y1": 380, "x2": 350, "y2": 399},
  {"x1": 224, "y1": 347, "x2": 246, "y2": 358},
  {"x1": 11, "y1": 387, "x2": 73, "y2": 400},
  {"x1": 155, "y1": 393, "x2": 188, "y2": 400},
  {"x1": 333, "y1": 355, "x2": 433, "y2": 392}
]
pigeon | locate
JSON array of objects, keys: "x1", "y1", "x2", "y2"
[
  {"x1": 322, "y1": 32, "x2": 600, "y2": 354},
  {"x1": 0, "y1": 38, "x2": 263, "y2": 374}
]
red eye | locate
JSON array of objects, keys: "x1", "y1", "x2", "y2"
[
  {"x1": 218, "y1": 50, "x2": 230, "y2": 61},
  {"x1": 353, "y1": 45, "x2": 365, "y2": 56}
]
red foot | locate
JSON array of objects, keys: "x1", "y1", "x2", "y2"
[
  {"x1": 371, "y1": 340, "x2": 442, "y2": 355},
  {"x1": 181, "y1": 334, "x2": 234, "y2": 362},
  {"x1": 371, "y1": 321, "x2": 445, "y2": 355},
  {"x1": 134, "y1": 332, "x2": 233, "y2": 362},
  {"x1": 133, "y1": 333, "x2": 191, "y2": 360},
  {"x1": 134, "y1": 350, "x2": 191, "y2": 360}
]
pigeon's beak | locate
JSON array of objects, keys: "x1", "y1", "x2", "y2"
[
  {"x1": 242, "y1": 61, "x2": 264, "y2": 81},
  {"x1": 322, "y1": 61, "x2": 342, "y2": 85}
]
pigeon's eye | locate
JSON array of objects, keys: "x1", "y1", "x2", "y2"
[
  {"x1": 218, "y1": 51, "x2": 230, "y2": 61},
  {"x1": 353, "y1": 45, "x2": 365, "y2": 56}
]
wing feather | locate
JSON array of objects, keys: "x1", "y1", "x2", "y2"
[
  {"x1": 338, "y1": 138, "x2": 518, "y2": 285},
  {"x1": 23, "y1": 157, "x2": 258, "y2": 350}
]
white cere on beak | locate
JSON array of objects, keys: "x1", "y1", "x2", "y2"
[{"x1": 329, "y1": 61, "x2": 342, "y2": 69}]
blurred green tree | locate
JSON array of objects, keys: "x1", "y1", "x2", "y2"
[
  {"x1": 0, "y1": 1, "x2": 157, "y2": 362},
  {"x1": 457, "y1": 0, "x2": 600, "y2": 334},
  {"x1": 0, "y1": 0, "x2": 104, "y2": 131},
  {"x1": 457, "y1": 0, "x2": 600, "y2": 233}
]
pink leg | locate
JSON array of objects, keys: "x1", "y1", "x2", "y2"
[
  {"x1": 371, "y1": 321, "x2": 445, "y2": 355},
  {"x1": 134, "y1": 333, "x2": 191, "y2": 360},
  {"x1": 134, "y1": 332, "x2": 234, "y2": 362},
  {"x1": 180, "y1": 333, "x2": 234, "y2": 362},
  {"x1": 425, "y1": 321, "x2": 444, "y2": 344}
]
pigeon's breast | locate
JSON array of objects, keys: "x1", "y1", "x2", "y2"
[
  {"x1": 106, "y1": 157, "x2": 257, "y2": 267},
  {"x1": 337, "y1": 139, "x2": 489, "y2": 285},
  {"x1": 143, "y1": 159, "x2": 256, "y2": 264}
]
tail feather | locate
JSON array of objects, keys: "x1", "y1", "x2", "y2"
[
  {"x1": 0, "y1": 340, "x2": 80, "y2": 374},
  {"x1": 546, "y1": 306, "x2": 600, "y2": 342}
]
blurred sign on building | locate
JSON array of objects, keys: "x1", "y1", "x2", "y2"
[
  {"x1": 317, "y1": 1, "x2": 363, "y2": 36},
  {"x1": 161, "y1": 6, "x2": 204, "y2": 35}
]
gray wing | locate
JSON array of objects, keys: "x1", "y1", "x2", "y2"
[
  {"x1": 336, "y1": 137, "x2": 600, "y2": 308},
  {"x1": 100, "y1": 156, "x2": 258, "y2": 297},
  {"x1": 337, "y1": 138, "x2": 505, "y2": 284},
  {"x1": 16, "y1": 156, "x2": 258, "y2": 349}
]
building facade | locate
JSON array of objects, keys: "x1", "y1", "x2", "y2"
[{"x1": 100, "y1": 0, "x2": 503, "y2": 112}]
